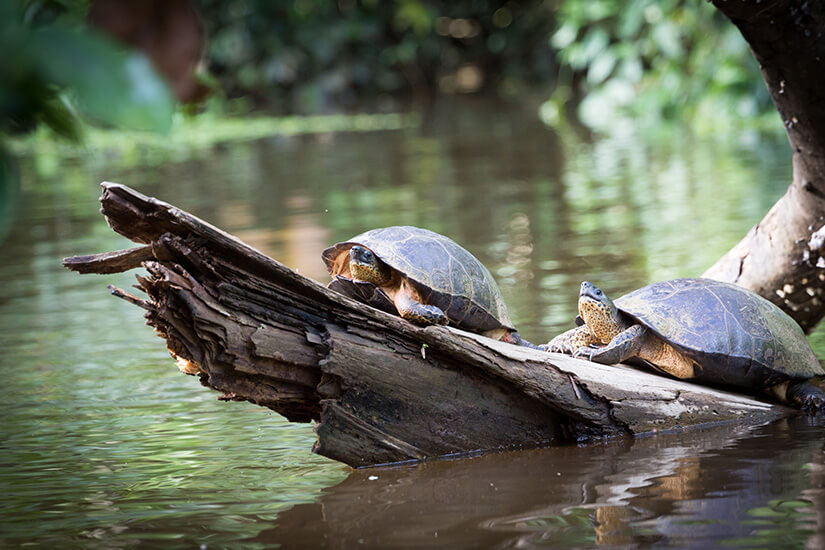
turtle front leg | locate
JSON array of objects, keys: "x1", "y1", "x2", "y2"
[
  {"x1": 498, "y1": 331, "x2": 540, "y2": 349},
  {"x1": 394, "y1": 292, "x2": 448, "y2": 326},
  {"x1": 576, "y1": 324, "x2": 646, "y2": 365},
  {"x1": 541, "y1": 325, "x2": 596, "y2": 354},
  {"x1": 784, "y1": 380, "x2": 825, "y2": 412}
]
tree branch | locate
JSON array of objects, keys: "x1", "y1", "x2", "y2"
[{"x1": 705, "y1": 0, "x2": 825, "y2": 331}]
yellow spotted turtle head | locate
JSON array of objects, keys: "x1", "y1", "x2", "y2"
[
  {"x1": 349, "y1": 245, "x2": 394, "y2": 286},
  {"x1": 578, "y1": 281, "x2": 621, "y2": 344}
]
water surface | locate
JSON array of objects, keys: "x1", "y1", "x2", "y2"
[{"x1": 2, "y1": 98, "x2": 825, "y2": 547}]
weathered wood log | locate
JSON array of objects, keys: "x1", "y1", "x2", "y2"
[
  {"x1": 63, "y1": 182, "x2": 789, "y2": 467},
  {"x1": 704, "y1": 1, "x2": 825, "y2": 332}
]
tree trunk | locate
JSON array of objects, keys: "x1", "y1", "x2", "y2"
[
  {"x1": 64, "y1": 183, "x2": 786, "y2": 467},
  {"x1": 704, "y1": 0, "x2": 825, "y2": 332}
]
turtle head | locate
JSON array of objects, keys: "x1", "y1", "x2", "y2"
[
  {"x1": 349, "y1": 246, "x2": 393, "y2": 286},
  {"x1": 578, "y1": 281, "x2": 621, "y2": 344}
]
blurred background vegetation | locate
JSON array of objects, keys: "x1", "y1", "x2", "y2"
[
  {"x1": 1, "y1": 0, "x2": 771, "y2": 134},
  {"x1": 197, "y1": 0, "x2": 770, "y2": 130},
  {"x1": 0, "y1": 0, "x2": 775, "y2": 243}
]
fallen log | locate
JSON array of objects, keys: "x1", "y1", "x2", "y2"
[{"x1": 65, "y1": 182, "x2": 788, "y2": 467}]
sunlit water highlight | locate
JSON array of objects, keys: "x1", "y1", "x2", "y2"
[{"x1": 2, "y1": 98, "x2": 825, "y2": 547}]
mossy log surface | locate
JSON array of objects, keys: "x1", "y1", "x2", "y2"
[{"x1": 65, "y1": 183, "x2": 788, "y2": 467}]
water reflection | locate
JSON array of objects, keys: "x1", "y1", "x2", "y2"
[
  {"x1": 262, "y1": 417, "x2": 825, "y2": 548},
  {"x1": 2, "y1": 97, "x2": 823, "y2": 546}
]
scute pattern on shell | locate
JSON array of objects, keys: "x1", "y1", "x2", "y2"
[
  {"x1": 615, "y1": 278, "x2": 824, "y2": 388},
  {"x1": 323, "y1": 226, "x2": 513, "y2": 332}
]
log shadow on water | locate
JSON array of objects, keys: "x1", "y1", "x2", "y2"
[{"x1": 257, "y1": 417, "x2": 825, "y2": 548}]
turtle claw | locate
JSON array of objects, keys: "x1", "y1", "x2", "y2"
[
  {"x1": 543, "y1": 326, "x2": 599, "y2": 356},
  {"x1": 573, "y1": 346, "x2": 598, "y2": 361},
  {"x1": 542, "y1": 336, "x2": 577, "y2": 355},
  {"x1": 540, "y1": 337, "x2": 562, "y2": 353},
  {"x1": 801, "y1": 394, "x2": 825, "y2": 413}
]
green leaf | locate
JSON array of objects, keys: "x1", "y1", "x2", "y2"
[
  {"x1": 552, "y1": 22, "x2": 578, "y2": 50},
  {"x1": 652, "y1": 22, "x2": 683, "y2": 59},
  {"x1": 394, "y1": 0, "x2": 433, "y2": 35},
  {"x1": 581, "y1": 29, "x2": 610, "y2": 64},
  {"x1": 38, "y1": 95, "x2": 82, "y2": 141},
  {"x1": 587, "y1": 51, "x2": 617, "y2": 85},
  {"x1": 32, "y1": 26, "x2": 174, "y2": 133},
  {"x1": 618, "y1": 0, "x2": 650, "y2": 39},
  {"x1": 747, "y1": 506, "x2": 786, "y2": 518}
]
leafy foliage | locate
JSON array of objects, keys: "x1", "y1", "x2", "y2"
[
  {"x1": 195, "y1": 0, "x2": 556, "y2": 111},
  {"x1": 194, "y1": 0, "x2": 772, "y2": 130},
  {"x1": 0, "y1": 0, "x2": 176, "y2": 245},
  {"x1": 547, "y1": 0, "x2": 771, "y2": 130},
  {"x1": 0, "y1": 1, "x2": 175, "y2": 138}
]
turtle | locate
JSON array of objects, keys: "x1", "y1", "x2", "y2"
[
  {"x1": 322, "y1": 225, "x2": 535, "y2": 347},
  {"x1": 542, "y1": 278, "x2": 825, "y2": 410}
]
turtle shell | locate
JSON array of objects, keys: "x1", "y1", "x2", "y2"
[
  {"x1": 614, "y1": 278, "x2": 824, "y2": 389},
  {"x1": 322, "y1": 226, "x2": 514, "y2": 332}
]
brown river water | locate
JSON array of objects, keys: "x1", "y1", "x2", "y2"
[{"x1": 2, "y1": 98, "x2": 825, "y2": 547}]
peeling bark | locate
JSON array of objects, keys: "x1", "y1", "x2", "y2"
[
  {"x1": 65, "y1": 183, "x2": 787, "y2": 467},
  {"x1": 704, "y1": 0, "x2": 825, "y2": 332}
]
